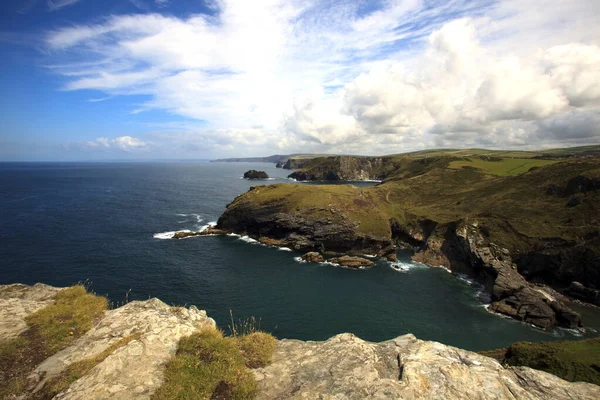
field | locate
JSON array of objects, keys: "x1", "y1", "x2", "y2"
[{"x1": 447, "y1": 157, "x2": 558, "y2": 176}]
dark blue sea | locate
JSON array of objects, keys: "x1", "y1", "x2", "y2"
[{"x1": 1, "y1": 161, "x2": 598, "y2": 351}]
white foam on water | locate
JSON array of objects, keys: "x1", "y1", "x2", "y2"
[
  {"x1": 287, "y1": 177, "x2": 297, "y2": 182},
  {"x1": 153, "y1": 230, "x2": 191, "y2": 240},
  {"x1": 389, "y1": 260, "x2": 427, "y2": 273},
  {"x1": 238, "y1": 235, "x2": 259, "y2": 244},
  {"x1": 175, "y1": 213, "x2": 188, "y2": 217},
  {"x1": 293, "y1": 256, "x2": 306, "y2": 263},
  {"x1": 277, "y1": 247, "x2": 293, "y2": 251}
]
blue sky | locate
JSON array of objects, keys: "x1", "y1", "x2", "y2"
[{"x1": 0, "y1": 0, "x2": 599, "y2": 160}]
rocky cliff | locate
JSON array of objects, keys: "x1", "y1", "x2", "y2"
[
  {"x1": 216, "y1": 157, "x2": 600, "y2": 329},
  {"x1": 2, "y1": 283, "x2": 599, "y2": 399},
  {"x1": 288, "y1": 155, "x2": 393, "y2": 181}
]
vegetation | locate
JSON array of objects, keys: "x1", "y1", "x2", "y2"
[
  {"x1": 0, "y1": 285, "x2": 107, "y2": 399},
  {"x1": 447, "y1": 157, "x2": 557, "y2": 176},
  {"x1": 481, "y1": 338, "x2": 600, "y2": 385},
  {"x1": 152, "y1": 326, "x2": 276, "y2": 400}
]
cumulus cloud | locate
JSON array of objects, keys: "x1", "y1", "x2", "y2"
[{"x1": 44, "y1": 0, "x2": 600, "y2": 155}]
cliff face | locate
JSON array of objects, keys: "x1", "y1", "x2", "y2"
[
  {"x1": 288, "y1": 156, "x2": 393, "y2": 181},
  {"x1": 2, "y1": 284, "x2": 599, "y2": 400}
]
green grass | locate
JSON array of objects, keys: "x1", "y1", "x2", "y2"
[
  {"x1": 152, "y1": 327, "x2": 276, "y2": 400},
  {"x1": 504, "y1": 338, "x2": 600, "y2": 385},
  {"x1": 447, "y1": 157, "x2": 558, "y2": 176},
  {"x1": 0, "y1": 285, "x2": 107, "y2": 399}
]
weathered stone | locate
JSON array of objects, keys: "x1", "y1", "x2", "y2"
[
  {"x1": 301, "y1": 252, "x2": 324, "y2": 263},
  {"x1": 329, "y1": 255, "x2": 374, "y2": 268},
  {"x1": 0, "y1": 283, "x2": 64, "y2": 341},
  {"x1": 254, "y1": 333, "x2": 600, "y2": 399},
  {"x1": 30, "y1": 299, "x2": 216, "y2": 399}
]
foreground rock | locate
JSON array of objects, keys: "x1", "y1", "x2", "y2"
[
  {"x1": 0, "y1": 283, "x2": 64, "y2": 341},
  {"x1": 1, "y1": 284, "x2": 216, "y2": 399},
  {"x1": 2, "y1": 284, "x2": 599, "y2": 399},
  {"x1": 244, "y1": 170, "x2": 269, "y2": 179},
  {"x1": 254, "y1": 333, "x2": 600, "y2": 399},
  {"x1": 329, "y1": 255, "x2": 374, "y2": 268}
]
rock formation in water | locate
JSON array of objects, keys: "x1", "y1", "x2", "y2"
[
  {"x1": 275, "y1": 162, "x2": 283, "y2": 168},
  {"x1": 243, "y1": 170, "x2": 269, "y2": 180},
  {"x1": 216, "y1": 156, "x2": 600, "y2": 329},
  {"x1": 2, "y1": 283, "x2": 599, "y2": 399}
]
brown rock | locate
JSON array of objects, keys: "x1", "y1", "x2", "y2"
[
  {"x1": 386, "y1": 253, "x2": 398, "y2": 262},
  {"x1": 258, "y1": 237, "x2": 284, "y2": 247},
  {"x1": 301, "y1": 252, "x2": 324, "y2": 263},
  {"x1": 329, "y1": 256, "x2": 375, "y2": 268}
]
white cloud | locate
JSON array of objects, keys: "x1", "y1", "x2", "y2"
[
  {"x1": 44, "y1": 0, "x2": 600, "y2": 155},
  {"x1": 81, "y1": 136, "x2": 147, "y2": 151},
  {"x1": 47, "y1": 0, "x2": 81, "y2": 11}
]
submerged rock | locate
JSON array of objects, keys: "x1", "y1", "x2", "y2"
[
  {"x1": 329, "y1": 255, "x2": 374, "y2": 268},
  {"x1": 243, "y1": 170, "x2": 269, "y2": 179},
  {"x1": 172, "y1": 227, "x2": 228, "y2": 239}
]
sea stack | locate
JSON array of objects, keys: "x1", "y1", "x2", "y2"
[{"x1": 243, "y1": 170, "x2": 269, "y2": 179}]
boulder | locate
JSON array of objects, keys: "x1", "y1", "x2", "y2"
[
  {"x1": 243, "y1": 170, "x2": 269, "y2": 180},
  {"x1": 254, "y1": 333, "x2": 600, "y2": 399},
  {"x1": 301, "y1": 252, "x2": 324, "y2": 263},
  {"x1": 329, "y1": 256, "x2": 374, "y2": 268}
]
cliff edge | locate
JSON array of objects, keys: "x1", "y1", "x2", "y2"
[{"x1": 1, "y1": 283, "x2": 599, "y2": 399}]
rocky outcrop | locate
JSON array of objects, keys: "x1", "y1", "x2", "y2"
[
  {"x1": 172, "y1": 227, "x2": 229, "y2": 239},
  {"x1": 275, "y1": 162, "x2": 283, "y2": 168},
  {"x1": 412, "y1": 222, "x2": 582, "y2": 329},
  {"x1": 1, "y1": 284, "x2": 215, "y2": 400},
  {"x1": 301, "y1": 252, "x2": 324, "y2": 263},
  {"x1": 282, "y1": 158, "x2": 311, "y2": 170},
  {"x1": 0, "y1": 283, "x2": 64, "y2": 341},
  {"x1": 2, "y1": 284, "x2": 599, "y2": 399},
  {"x1": 254, "y1": 333, "x2": 600, "y2": 399},
  {"x1": 288, "y1": 156, "x2": 391, "y2": 181},
  {"x1": 329, "y1": 255, "x2": 375, "y2": 268},
  {"x1": 244, "y1": 170, "x2": 269, "y2": 179}
]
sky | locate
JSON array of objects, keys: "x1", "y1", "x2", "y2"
[{"x1": 0, "y1": 0, "x2": 599, "y2": 161}]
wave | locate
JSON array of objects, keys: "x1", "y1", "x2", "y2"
[
  {"x1": 153, "y1": 230, "x2": 190, "y2": 240},
  {"x1": 389, "y1": 260, "x2": 427, "y2": 273}
]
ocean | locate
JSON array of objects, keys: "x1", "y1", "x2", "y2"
[{"x1": 1, "y1": 161, "x2": 598, "y2": 351}]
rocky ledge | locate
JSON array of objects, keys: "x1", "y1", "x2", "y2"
[{"x1": 2, "y1": 283, "x2": 599, "y2": 399}]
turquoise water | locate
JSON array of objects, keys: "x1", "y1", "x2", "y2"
[{"x1": 1, "y1": 161, "x2": 598, "y2": 351}]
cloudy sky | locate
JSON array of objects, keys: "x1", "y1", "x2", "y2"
[{"x1": 1, "y1": 0, "x2": 599, "y2": 160}]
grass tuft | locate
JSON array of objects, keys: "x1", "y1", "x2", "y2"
[
  {"x1": 152, "y1": 327, "x2": 262, "y2": 400},
  {"x1": 236, "y1": 332, "x2": 276, "y2": 369},
  {"x1": 0, "y1": 285, "x2": 107, "y2": 398}
]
